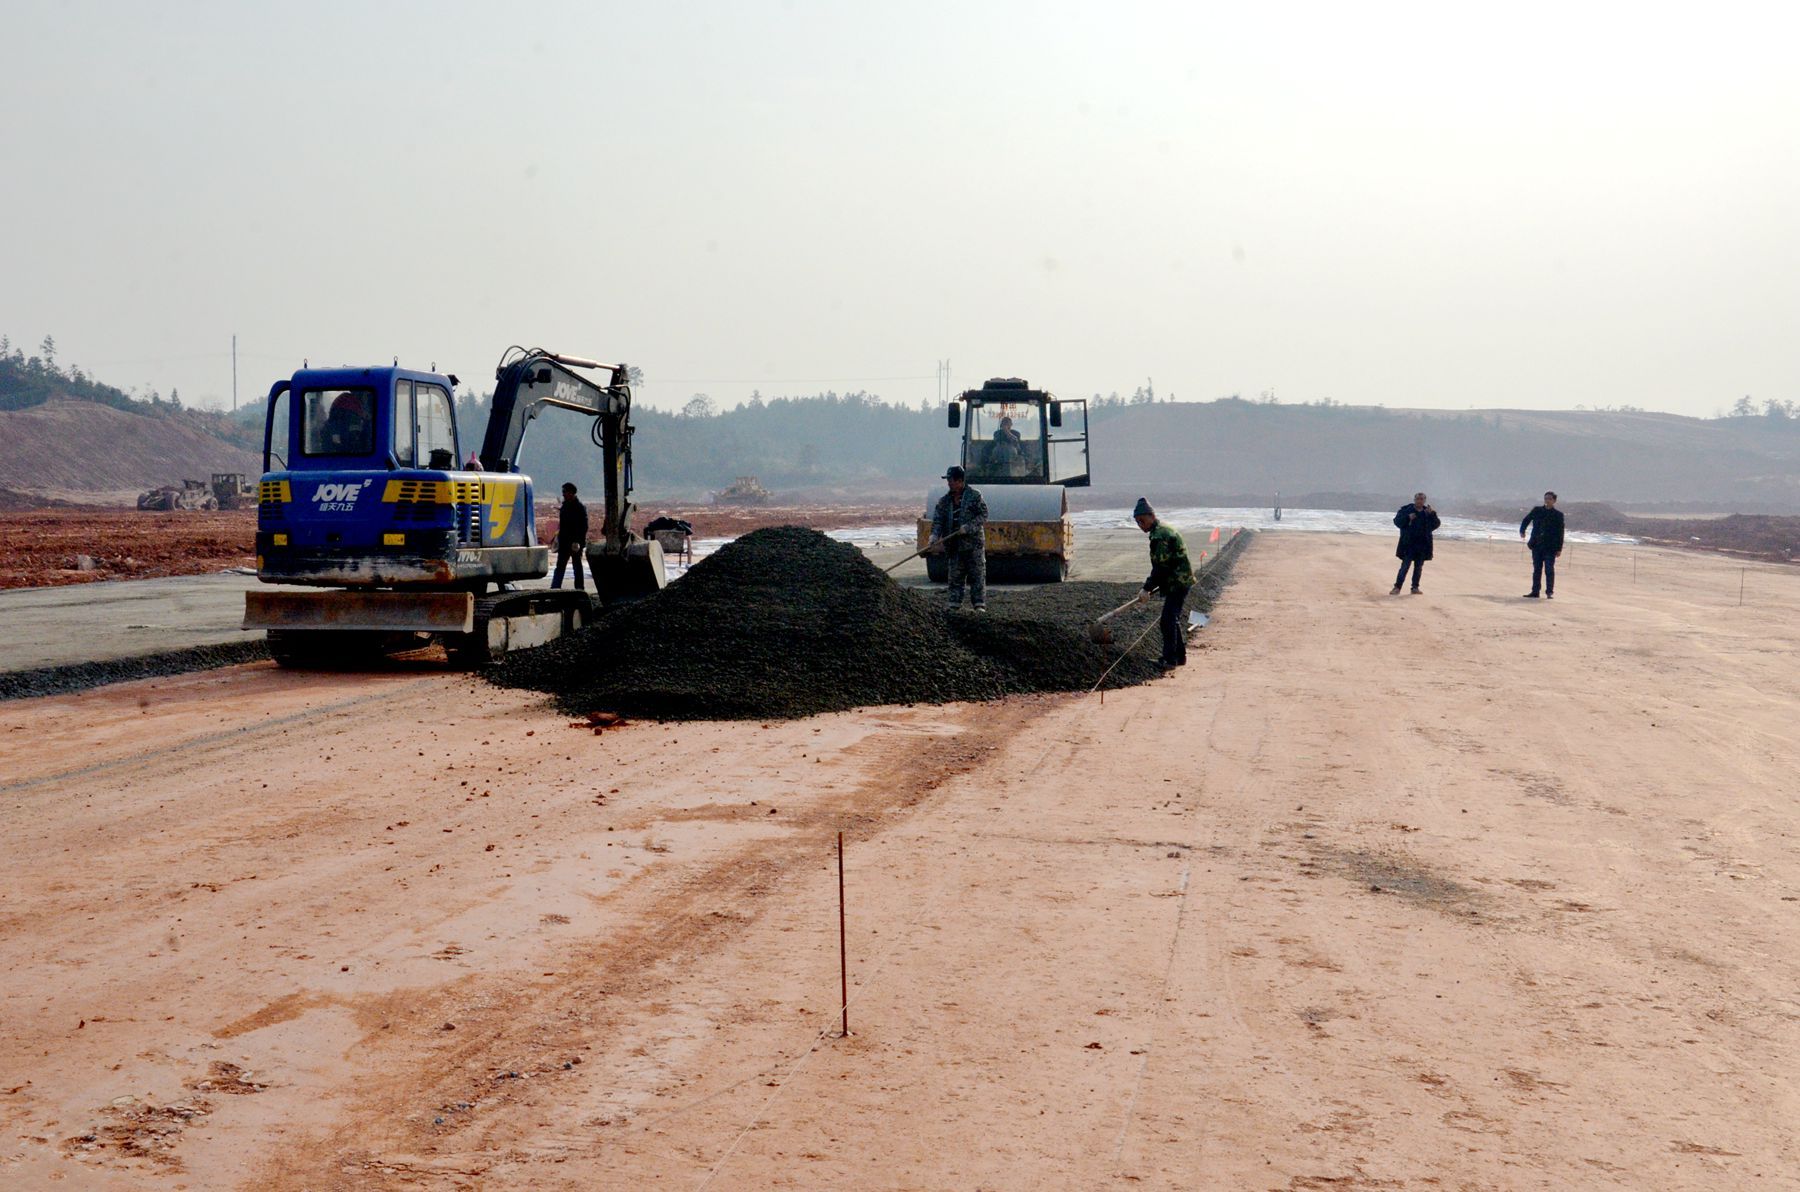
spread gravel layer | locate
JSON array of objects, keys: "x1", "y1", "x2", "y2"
[{"x1": 493, "y1": 526, "x2": 1246, "y2": 720}]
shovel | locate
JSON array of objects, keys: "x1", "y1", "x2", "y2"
[
  {"x1": 881, "y1": 527, "x2": 964, "y2": 575},
  {"x1": 1087, "y1": 594, "x2": 1145, "y2": 644}
]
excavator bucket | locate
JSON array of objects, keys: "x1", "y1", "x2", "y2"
[{"x1": 588, "y1": 539, "x2": 666, "y2": 603}]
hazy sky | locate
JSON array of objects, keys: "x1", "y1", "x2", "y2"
[{"x1": 4, "y1": 0, "x2": 1796, "y2": 416}]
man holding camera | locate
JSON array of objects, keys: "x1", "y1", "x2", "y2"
[
  {"x1": 1519, "y1": 491, "x2": 1565, "y2": 599},
  {"x1": 1390, "y1": 492, "x2": 1440, "y2": 595}
]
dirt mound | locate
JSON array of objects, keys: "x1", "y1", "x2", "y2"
[
  {"x1": 494, "y1": 526, "x2": 1247, "y2": 720},
  {"x1": 0, "y1": 400, "x2": 257, "y2": 499}
]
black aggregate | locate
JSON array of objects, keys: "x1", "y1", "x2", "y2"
[
  {"x1": 492, "y1": 525, "x2": 1248, "y2": 721},
  {"x1": 0, "y1": 639, "x2": 272, "y2": 703}
]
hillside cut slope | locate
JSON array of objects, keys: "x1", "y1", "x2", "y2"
[{"x1": 0, "y1": 400, "x2": 257, "y2": 499}]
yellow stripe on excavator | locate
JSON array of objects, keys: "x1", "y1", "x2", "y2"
[
  {"x1": 484, "y1": 478, "x2": 520, "y2": 538},
  {"x1": 380, "y1": 478, "x2": 508, "y2": 505}
]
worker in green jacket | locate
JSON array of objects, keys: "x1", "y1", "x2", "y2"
[{"x1": 1132, "y1": 497, "x2": 1195, "y2": 669}]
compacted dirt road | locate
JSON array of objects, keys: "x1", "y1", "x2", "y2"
[{"x1": 3, "y1": 534, "x2": 1797, "y2": 1189}]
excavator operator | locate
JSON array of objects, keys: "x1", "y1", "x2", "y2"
[{"x1": 321, "y1": 390, "x2": 373, "y2": 454}]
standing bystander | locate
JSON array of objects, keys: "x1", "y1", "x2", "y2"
[
  {"x1": 1391, "y1": 492, "x2": 1440, "y2": 595},
  {"x1": 1519, "y1": 491, "x2": 1565, "y2": 599},
  {"x1": 550, "y1": 482, "x2": 588, "y2": 591}
]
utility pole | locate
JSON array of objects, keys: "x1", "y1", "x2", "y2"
[{"x1": 232, "y1": 334, "x2": 238, "y2": 412}]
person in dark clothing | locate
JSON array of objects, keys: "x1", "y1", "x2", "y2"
[
  {"x1": 1133, "y1": 497, "x2": 1195, "y2": 669},
  {"x1": 1519, "y1": 490, "x2": 1565, "y2": 599},
  {"x1": 930, "y1": 465, "x2": 988, "y2": 610},
  {"x1": 551, "y1": 481, "x2": 589, "y2": 590},
  {"x1": 990, "y1": 416, "x2": 1025, "y2": 474},
  {"x1": 1390, "y1": 492, "x2": 1440, "y2": 595}
]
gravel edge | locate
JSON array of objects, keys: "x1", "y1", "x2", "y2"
[{"x1": 0, "y1": 639, "x2": 272, "y2": 703}]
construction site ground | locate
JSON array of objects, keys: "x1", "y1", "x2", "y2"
[
  {"x1": 0, "y1": 506, "x2": 924, "y2": 593},
  {"x1": 0, "y1": 516, "x2": 1157, "y2": 677},
  {"x1": 3, "y1": 534, "x2": 1798, "y2": 1189}
]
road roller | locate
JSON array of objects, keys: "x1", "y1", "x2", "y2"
[{"x1": 918, "y1": 377, "x2": 1090, "y2": 583}]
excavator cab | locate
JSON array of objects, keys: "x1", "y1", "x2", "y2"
[{"x1": 254, "y1": 366, "x2": 544, "y2": 592}]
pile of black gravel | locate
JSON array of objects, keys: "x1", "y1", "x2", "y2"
[
  {"x1": 493, "y1": 525, "x2": 1248, "y2": 721},
  {"x1": 944, "y1": 581, "x2": 1168, "y2": 692},
  {"x1": 947, "y1": 529, "x2": 1245, "y2": 693},
  {"x1": 495, "y1": 527, "x2": 1006, "y2": 719}
]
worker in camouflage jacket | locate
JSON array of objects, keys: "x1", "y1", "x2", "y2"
[
  {"x1": 1133, "y1": 497, "x2": 1195, "y2": 669},
  {"x1": 930, "y1": 465, "x2": 989, "y2": 611}
]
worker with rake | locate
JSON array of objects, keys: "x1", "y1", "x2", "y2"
[
  {"x1": 930, "y1": 465, "x2": 989, "y2": 612},
  {"x1": 1133, "y1": 497, "x2": 1194, "y2": 669}
]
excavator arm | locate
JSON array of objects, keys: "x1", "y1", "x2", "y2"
[{"x1": 482, "y1": 348, "x2": 638, "y2": 556}]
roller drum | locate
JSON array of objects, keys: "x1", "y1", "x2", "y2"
[{"x1": 917, "y1": 484, "x2": 1072, "y2": 584}]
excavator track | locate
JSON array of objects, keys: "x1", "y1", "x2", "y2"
[{"x1": 444, "y1": 589, "x2": 596, "y2": 667}]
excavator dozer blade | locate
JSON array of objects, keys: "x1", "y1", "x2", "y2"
[{"x1": 245, "y1": 589, "x2": 476, "y2": 633}]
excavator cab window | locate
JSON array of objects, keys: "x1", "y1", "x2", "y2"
[
  {"x1": 394, "y1": 380, "x2": 417, "y2": 466},
  {"x1": 302, "y1": 387, "x2": 377, "y2": 456},
  {"x1": 264, "y1": 387, "x2": 290, "y2": 472},
  {"x1": 389, "y1": 380, "x2": 456, "y2": 469},
  {"x1": 416, "y1": 383, "x2": 457, "y2": 469}
]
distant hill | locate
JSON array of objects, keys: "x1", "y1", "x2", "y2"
[
  {"x1": 0, "y1": 344, "x2": 260, "y2": 504},
  {"x1": 0, "y1": 400, "x2": 258, "y2": 502},
  {"x1": 1086, "y1": 402, "x2": 1800, "y2": 512},
  {"x1": 5, "y1": 337, "x2": 1797, "y2": 511}
]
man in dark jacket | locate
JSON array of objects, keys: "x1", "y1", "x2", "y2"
[
  {"x1": 1390, "y1": 492, "x2": 1440, "y2": 595},
  {"x1": 930, "y1": 465, "x2": 988, "y2": 610},
  {"x1": 1519, "y1": 490, "x2": 1565, "y2": 599},
  {"x1": 551, "y1": 481, "x2": 589, "y2": 591},
  {"x1": 1133, "y1": 497, "x2": 1195, "y2": 669}
]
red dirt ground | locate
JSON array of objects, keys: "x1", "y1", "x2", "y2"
[
  {"x1": 0, "y1": 509, "x2": 259, "y2": 590},
  {"x1": 0, "y1": 505, "x2": 919, "y2": 591}
]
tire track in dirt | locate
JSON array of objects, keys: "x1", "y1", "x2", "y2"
[
  {"x1": 0, "y1": 675, "x2": 438, "y2": 794},
  {"x1": 246, "y1": 697, "x2": 1057, "y2": 1190}
]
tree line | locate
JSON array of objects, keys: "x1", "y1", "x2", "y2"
[
  {"x1": 5, "y1": 331, "x2": 1796, "y2": 500},
  {"x1": 0, "y1": 332, "x2": 262, "y2": 451}
]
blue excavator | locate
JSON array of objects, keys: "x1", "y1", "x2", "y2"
[{"x1": 243, "y1": 346, "x2": 663, "y2": 666}]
